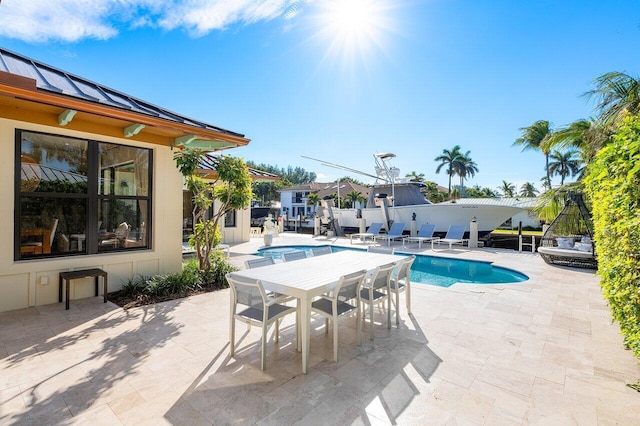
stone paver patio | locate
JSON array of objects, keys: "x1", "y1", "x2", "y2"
[{"x1": 1, "y1": 233, "x2": 639, "y2": 425}]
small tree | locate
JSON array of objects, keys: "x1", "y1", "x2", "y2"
[{"x1": 175, "y1": 149, "x2": 253, "y2": 271}]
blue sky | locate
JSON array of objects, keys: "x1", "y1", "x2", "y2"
[{"x1": 1, "y1": 0, "x2": 639, "y2": 193}]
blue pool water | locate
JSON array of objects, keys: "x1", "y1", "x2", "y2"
[{"x1": 256, "y1": 245, "x2": 528, "y2": 288}]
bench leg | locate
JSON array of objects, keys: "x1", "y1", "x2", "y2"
[
  {"x1": 103, "y1": 275, "x2": 108, "y2": 303},
  {"x1": 59, "y1": 276, "x2": 63, "y2": 303},
  {"x1": 95, "y1": 276, "x2": 99, "y2": 297},
  {"x1": 66, "y1": 279, "x2": 70, "y2": 310}
]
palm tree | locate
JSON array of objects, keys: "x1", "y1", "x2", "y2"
[
  {"x1": 405, "y1": 171, "x2": 425, "y2": 183},
  {"x1": 585, "y1": 72, "x2": 640, "y2": 125},
  {"x1": 540, "y1": 176, "x2": 551, "y2": 191},
  {"x1": 499, "y1": 180, "x2": 516, "y2": 197},
  {"x1": 513, "y1": 120, "x2": 553, "y2": 184},
  {"x1": 345, "y1": 190, "x2": 363, "y2": 209},
  {"x1": 543, "y1": 117, "x2": 612, "y2": 165},
  {"x1": 307, "y1": 193, "x2": 320, "y2": 214},
  {"x1": 519, "y1": 182, "x2": 538, "y2": 197},
  {"x1": 435, "y1": 145, "x2": 464, "y2": 199},
  {"x1": 548, "y1": 150, "x2": 581, "y2": 185},
  {"x1": 455, "y1": 151, "x2": 478, "y2": 189}
]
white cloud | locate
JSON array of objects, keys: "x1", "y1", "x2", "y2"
[{"x1": 0, "y1": 0, "x2": 307, "y2": 43}]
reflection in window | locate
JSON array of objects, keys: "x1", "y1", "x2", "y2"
[{"x1": 15, "y1": 130, "x2": 152, "y2": 260}]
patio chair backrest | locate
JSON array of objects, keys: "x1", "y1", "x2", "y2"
[
  {"x1": 387, "y1": 222, "x2": 405, "y2": 236},
  {"x1": 282, "y1": 250, "x2": 307, "y2": 262},
  {"x1": 368, "y1": 262, "x2": 396, "y2": 291},
  {"x1": 393, "y1": 255, "x2": 416, "y2": 283},
  {"x1": 311, "y1": 246, "x2": 332, "y2": 256},
  {"x1": 226, "y1": 274, "x2": 267, "y2": 311},
  {"x1": 417, "y1": 224, "x2": 436, "y2": 238},
  {"x1": 445, "y1": 225, "x2": 466, "y2": 240},
  {"x1": 335, "y1": 270, "x2": 367, "y2": 302},
  {"x1": 245, "y1": 257, "x2": 275, "y2": 269},
  {"x1": 367, "y1": 245, "x2": 395, "y2": 254},
  {"x1": 366, "y1": 223, "x2": 383, "y2": 234}
]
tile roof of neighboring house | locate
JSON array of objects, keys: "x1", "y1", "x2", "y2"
[
  {"x1": 0, "y1": 47, "x2": 249, "y2": 150},
  {"x1": 279, "y1": 181, "x2": 370, "y2": 198},
  {"x1": 440, "y1": 197, "x2": 538, "y2": 208}
]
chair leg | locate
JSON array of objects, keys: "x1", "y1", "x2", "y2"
[
  {"x1": 395, "y1": 291, "x2": 401, "y2": 325},
  {"x1": 356, "y1": 309, "x2": 362, "y2": 345},
  {"x1": 333, "y1": 315, "x2": 339, "y2": 362},
  {"x1": 387, "y1": 296, "x2": 391, "y2": 330},
  {"x1": 275, "y1": 318, "x2": 279, "y2": 343},
  {"x1": 325, "y1": 318, "x2": 329, "y2": 334},
  {"x1": 406, "y1": 281, "x2": 411, "y2": 315},
  {"x1": 370, "y1": 298, "x2": 375, "y2": 340},
  {"x1": 261, "y1": 325, "x2": 268, "y2": 371},
  {"x1": 230, "y1": 317, "x2": 236, "y2": 357}
]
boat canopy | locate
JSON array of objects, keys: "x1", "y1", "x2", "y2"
[{"x1": 365, "y1": 183, "x2": 432, "y2": 208}]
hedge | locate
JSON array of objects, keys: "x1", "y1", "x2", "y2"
[{"x1": 584, "y1": 115, "x2": 640, "y2": 356}]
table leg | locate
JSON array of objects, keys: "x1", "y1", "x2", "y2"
[
  {"x1": 94, "y1": 276, "x2": 99, "y2": 297},
  {"x1": 300, "y1": 297, "x2": 311, "y2": 374},
  {"x1": 58, "y1": 275, "x2": 63, "y2": 303}
]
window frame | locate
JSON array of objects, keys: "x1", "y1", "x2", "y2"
[{"x1": 14, "y1": 129, "x2": 153, "y2": 260}]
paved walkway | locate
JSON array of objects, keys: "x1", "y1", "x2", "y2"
[{"x1": 1, "y1": 233, "x2": 639, "y2": 425}]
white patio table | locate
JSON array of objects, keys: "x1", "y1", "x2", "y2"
[{"x1": 228, "y1": 250, "x2": 400, "y2": 374}]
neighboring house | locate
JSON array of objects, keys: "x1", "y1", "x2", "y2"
[
  {"x1": 0, "y1": 47, "x2": 249, "y2": 313},
  {"x1": 191, "y1": 154, "x2": 279, "y2": 242},
  {"x1": 279, "y1": 181, "x2": 370, "y2": 217},
  {"x1": 444, "y1": 197, "x2": 541, "y2": 229}
]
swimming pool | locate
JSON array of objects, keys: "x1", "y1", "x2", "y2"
[{"x1": 256, "y1": 245, "x2": 528, "y2": 288}]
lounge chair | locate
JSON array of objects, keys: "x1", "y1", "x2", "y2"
[
  {"x1": 432, "y1": 225, "x2": 467, "y2": 250},
  {"x1": 402, "y1": 224, "x2": 437, "y2": 249},
  {"x1": 350, "y1": 222, "x2": 383, "y2": 244},
  {"x1": 374, "y1": 222, "x2": 406, "y2": 247}
]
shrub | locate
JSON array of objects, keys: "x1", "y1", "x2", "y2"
[
  {"x1": 118, "y1": 253, "x2": 235, "y2": 302},
  {"x1": 584, "y1": 114, "x2": 640, "y2": 357}
]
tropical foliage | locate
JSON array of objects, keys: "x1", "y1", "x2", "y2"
[
  {"x1": 514, "y1": 120, "x2": 553, "y2": 184},
  {"x1": 584, "y1": 115, "x2": 640, "y2": 356},
  {"x1": 499, "y1": 180, "x2": 516, "y2": 197},
  {"x1": 175, "y1": 149, "x2": 253, "y2": 271},
  {"x1": 434, "y1": 145, "x2": 479, "y2": 199},
  {"x1": 548, "y1": 149, "x2": 581, "y2": 185},
  {"x1": 519, "y1": 182, "x2": 538, "y2": 197}
]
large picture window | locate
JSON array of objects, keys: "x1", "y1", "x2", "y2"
[{"x1": 15, "y1": 130, "x2": 152, "y2": 260}]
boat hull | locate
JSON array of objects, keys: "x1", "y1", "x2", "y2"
[{"x1": 332, "y1": 204, "x2": 524, "y2": 235}]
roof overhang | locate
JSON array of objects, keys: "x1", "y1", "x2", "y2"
[{"x1": 0, "y1": 71, "x2": 250, "y2": 150}]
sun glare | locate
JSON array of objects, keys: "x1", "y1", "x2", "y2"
[{"x1": 313, "y1": 0, "x2": 393, "y2": 65}]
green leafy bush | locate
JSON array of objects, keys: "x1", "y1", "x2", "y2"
[
  {"x1": 585, "y1": 114, "x2": 640, "y2": 356},
  {"x1": 118, "y1": 253, "x2": 235, "y2": 302}
]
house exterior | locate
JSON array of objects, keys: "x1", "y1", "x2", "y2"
[
  {"x1": 279, "y1": 181, "x2": 370, "y2": 217},
  {"x1": 0, "y1": 47, "x2": 249, "y2": 313}
]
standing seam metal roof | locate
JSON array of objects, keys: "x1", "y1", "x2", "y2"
[{"x1": 0, "y1": 47, "x2": 244, "y2": 138}]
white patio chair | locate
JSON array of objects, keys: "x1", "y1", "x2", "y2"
[
  {"x1": 433, "y1": 225, "x2": 467, "y2": 250},
  {"x1": 350, "y1": 222, "x2": 383, "y2": 244},
  {"x1": 311, "y1": 269, "x2": 367, "y2": 361},
  {"x1": 245, "y1": 257, "x2": 275, "y2": 269},
  {"x1": 367, "y1": 245, "x2": 395, "y2": 255},
  {"x1": 360, "y1": 262, "x2": 396, "y2": 340},
  {"x1": 389, "y1": 255, "x2": 416, "y2": 325},
  {"x1": 374, "y1": 222, "x2": 406, "y2": 246},
  {"x1": 403, "y1": 224, "x2": 437, "y2": 249},
  {"x1": 226, "y1": 273, "x2": 297, "y2": 371},
  {"x1": 311, "y1": 246, "x2": 332, "y2": 256},
  {"x1": 282, "y1": 250, "x2": 308, "y2": 262}
]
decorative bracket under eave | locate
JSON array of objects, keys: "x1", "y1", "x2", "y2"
[
  {"x1": 58, "y1": 109, "x2": 77, "y2": 126},
  {"x1": 124, "y1": 123, "x2": 145, "y2": 137}
]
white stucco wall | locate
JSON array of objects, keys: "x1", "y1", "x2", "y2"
[{"x1": 0, "y1": 117, "x2": 183, "y2": 313}]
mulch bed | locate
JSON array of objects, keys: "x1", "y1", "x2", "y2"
[{"x1": 107, "y1": 285, "x2": 227, "y2": 309}]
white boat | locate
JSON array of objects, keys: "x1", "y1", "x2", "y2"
[{"x1": 310, "y1": 153, "x2": 524, "y2": 238}]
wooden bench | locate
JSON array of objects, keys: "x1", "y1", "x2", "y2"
[{"x1": 59, "y1": 268, "x2": 108, "y2": 310}]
